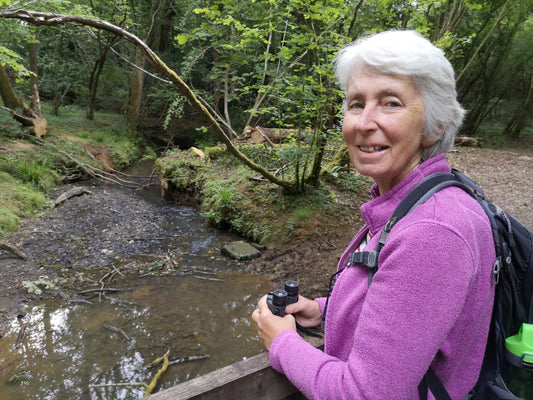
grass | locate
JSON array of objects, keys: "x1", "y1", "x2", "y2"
[{"x1": 0, "y1": 103, "x2": 144, "y2": 236}]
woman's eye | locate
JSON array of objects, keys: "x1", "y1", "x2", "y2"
[{"x1": 385, "y1": 100, "x2": 401, "y2": 108}]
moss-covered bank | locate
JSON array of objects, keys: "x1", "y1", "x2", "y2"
[{"x1": 156, "y1": 144, "x2": 373, "y2": 247}]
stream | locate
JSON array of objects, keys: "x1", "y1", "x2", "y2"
[{"x1": 0, "y1": 163, "x2": 270, "y2": 399}]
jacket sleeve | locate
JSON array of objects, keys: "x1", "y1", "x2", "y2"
[{"x1": 269, "y1": 218, "x2": 482, "y2": 400}]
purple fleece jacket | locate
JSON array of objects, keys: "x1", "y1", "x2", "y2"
[{"x1": 269, "y1": 154, "x2": 496, "y2": 400}]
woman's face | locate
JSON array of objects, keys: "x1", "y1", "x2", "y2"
[{"x1": 342, "y1": 71, "x2": 431, "y2": 194}]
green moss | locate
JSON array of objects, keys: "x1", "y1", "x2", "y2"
[{"x1": 156, "y1": 149, "x2": 210, "y2": 192}]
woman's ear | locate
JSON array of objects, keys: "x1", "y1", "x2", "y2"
[{"x1": 422, "y1": 123, "x2": 447, "y2": 147}]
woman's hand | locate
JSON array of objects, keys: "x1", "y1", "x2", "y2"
[
  {"x1": 285, "y1": 295, "x2": 322, "y2": 328},
  {"x1": 252, "y1": 294, "x2": 323, "y2": 349},
  {"x1": 252, "y1": 295, "x2": 296, "y2": 350}
]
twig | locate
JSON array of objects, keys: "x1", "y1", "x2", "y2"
[
  {"x1": 193, "y1": 275, "x2": 224, "y2": 282},
  {"x1": 103, "y1": 324, "x2": 131, "y2": 341},
  {"x1": 78, "y1": 288, "x2": 124, "y2": 295},
  {"x1": 106, "y1": 296, "x2": 136, "y2": 307},
  {"x1": 168, "y1": 354, "x2": 210, "y2": 366},
  {"x1": 111, "y1": 265, "x2": 125, "y2": 277},
  {"x1": 89, "y1": 382, "x2": 147, "y2": 389},
  {"x1": 67, "y1": 298, "x2": 93, "y2": 305}
]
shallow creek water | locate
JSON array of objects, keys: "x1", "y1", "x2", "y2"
[
  {"x1": 0, "y1": 163, "x2": 271, "y2": 399},
  {"x1": 0, "y1": 273, "x2": 269, "y2": 400}
]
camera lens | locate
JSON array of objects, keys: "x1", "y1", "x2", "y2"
[{"x1": 272, "y1": 289, "x2": 288, "y2": 307}]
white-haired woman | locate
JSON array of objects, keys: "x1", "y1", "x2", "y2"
[{"x1": 252, "y1": 30, "x2": 496, "y2": 399}]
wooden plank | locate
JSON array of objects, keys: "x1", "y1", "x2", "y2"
[{"x1": 145, "y1": 351, "x2": 303, "y2": 400}]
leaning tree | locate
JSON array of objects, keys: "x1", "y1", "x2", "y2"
[{"x1": 0, "y1": 8, "x2": 308, "y2": 190}]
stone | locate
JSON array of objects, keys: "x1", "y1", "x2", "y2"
[{"x1": 221, "y1": 241, "x2": 262, "y2": 261}]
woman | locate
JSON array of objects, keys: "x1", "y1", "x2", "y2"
[{"x1": 252, "y1": 30, "x2": 496, "y2": 399}]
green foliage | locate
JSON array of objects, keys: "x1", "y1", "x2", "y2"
[
  {"x1": 0, "y1": 157, "x2": 61, "y2": 191},
  {"x1": 201, "y1": 181, "x2": 242, "y2": 228},
  {"x1": 156, "y1": 149, "x2": 210, "y2": 192},
  {"x1": 0, "y1": 206, "x2": 19, "y2": 236},
  {"x1": 0, "y1": 45, "x2": 32, "y2": 80},
  {"x1": 0, "y1": 171, "x2": 47, "y2": 236}
]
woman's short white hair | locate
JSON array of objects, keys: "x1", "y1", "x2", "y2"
[{"x1": 334, "y1": 30, "x2": 465, "y2": 158}]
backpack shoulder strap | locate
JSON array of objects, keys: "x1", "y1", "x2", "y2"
[{"x1": 349, "y1": 172, "x2": 473, "y2": 283}]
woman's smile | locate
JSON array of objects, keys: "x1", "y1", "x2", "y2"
[{"x1": 358, "y1": 145, "x2": 389, "y2": 153}]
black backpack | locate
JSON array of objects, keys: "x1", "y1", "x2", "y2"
[{"x1": 349, "y1": 169, "x2": 533, "y2": 400}]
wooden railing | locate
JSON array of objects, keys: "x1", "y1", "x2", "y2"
[{"x1": 145, "y1": 351, "x2": 304, "y2": 400}]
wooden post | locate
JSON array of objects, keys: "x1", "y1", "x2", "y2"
[{"x1": 145, "y1": 351, "x2": 304, "y2": 400}]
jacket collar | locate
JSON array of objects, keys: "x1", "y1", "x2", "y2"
[{"x1": 360, "y1": 153, "x2": 451, "y2": 235}]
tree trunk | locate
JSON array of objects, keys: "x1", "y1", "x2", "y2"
[
  {"x1": 0, "y1": 65, "x2": 23, "y2": 109},
  {"x1": 28, "y1": 41, "x2": 42, "y2": 115},
  {"x1": 158, "y1": 0, "x2": 175, "y2": 52},
  {"x1": 505, "y1": 74, "x2": 533, "y2": 138},
  {"x1": 126, "y1": 48, "x2": 146, "y2": 132},
  {"x1": 0, "y1": 47, "x2": 47, "y2": 138},
  {"x1": 86, "y1": 48, "x2": 108, "y2": 120}
]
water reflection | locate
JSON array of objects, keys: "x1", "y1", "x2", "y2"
[{"x1": 0, "y1": 273, "x2": 270, "y2": 399}]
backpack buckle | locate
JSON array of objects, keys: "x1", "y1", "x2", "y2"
[
  {"x1": 492, "y1": 258, "x2": 502, "y2": 285},
  {"x1": 365, "y1": 251, "x2": 378, "y2": 268},
  {"x1": 347, "y1": 250, "x2": 379, "y2": 268}
]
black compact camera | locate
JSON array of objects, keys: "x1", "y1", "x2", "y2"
[{"x1": 267, "y1": 280, "x2": 299, "y2": 316}]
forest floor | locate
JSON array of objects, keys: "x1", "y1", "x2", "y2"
[{"x1": 0, "y1": 138, "x2": 532, "y2": 334}]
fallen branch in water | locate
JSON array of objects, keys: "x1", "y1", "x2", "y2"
[
  {"x1": 193, "y1": 275, "x2": 224, "y2": 282},
  {"x1": 67, "y1": 298, "x2": 93, "y2": 305},
  {"x1": 78, "y1": 288, "x2": 124, "y2": 295},
  {"x1": 103, "y1": 324, "x2": 131, "y2": 341},
  {"x1": 144, "y1": 350, "x2": 170, "y2": 397},
  {"x1": 15, "y1": 324, "x2": 27, "y2": 348},
  {"x1": 89, "y1": 381, "x2": 147, "y2": 389},
  {"x1": 168, "y1": 354, "x2": 210, "y2": 366}
]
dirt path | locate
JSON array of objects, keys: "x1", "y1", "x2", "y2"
[{"x1": 0, "y1": 143, "x2": 532, "y2": 334}]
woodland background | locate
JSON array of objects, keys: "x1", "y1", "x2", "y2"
[{"x1": 1, "y1": 0, "x2": 532, "y2": 153}]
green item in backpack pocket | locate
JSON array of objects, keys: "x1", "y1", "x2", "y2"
[{"x1": 505, "y1": 323, "x2": 533, "y2": 369}]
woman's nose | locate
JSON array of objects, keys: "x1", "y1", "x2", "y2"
[{"x1": 355, "y1": 106, "x2": 378, "y2": 133}]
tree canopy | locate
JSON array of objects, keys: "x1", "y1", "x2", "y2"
[{"x1": 0, "y1": 0, "x2": 532, "y2": 192}]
